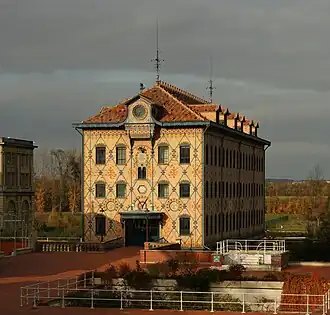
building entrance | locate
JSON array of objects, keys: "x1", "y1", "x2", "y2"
[{"x1": 125, "y1": 218, "x2": 160, "y2": 247}]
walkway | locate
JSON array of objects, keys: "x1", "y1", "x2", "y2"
[{"x1": 1, "y1": 249, "x2": 330, "y2": 315}]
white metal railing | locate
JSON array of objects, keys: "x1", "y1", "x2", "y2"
[
  {"x1": 216, "y1": 239, "x2": 286, "y2": 255},
  {"x1": 36, "y1": 237, "x2": 82, "y2": 241},
  {"x1": 20, "y1": 271, "x2": 330, "y2": 314}
]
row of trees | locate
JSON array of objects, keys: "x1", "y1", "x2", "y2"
[{"x1": 34, "y1": 149, "x2": 81, "y2": 213}]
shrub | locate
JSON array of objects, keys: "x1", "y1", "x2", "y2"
[
  {"x1": 263, "y1": 272, "x2": 279, "y2": 281},
  {"x1": 228, "y1": 264, "x2": 246, "y2": 280},
  {"x1": 101, "y1": 264, "x2": 117, "y2": 286},
  {"x1": 147, "y1": 262, "x2": 167, "y2": 278},
  {"x1": 124, "y1": 270, "x2": 152, "y2": 290},
  {"x1": 166, "y1": 259, "x2": 179, "y2": 276},
  {"x1": 118, "y1": 263, "x2": 131, "y2": 278}
]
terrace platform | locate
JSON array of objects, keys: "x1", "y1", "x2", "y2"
[{"x1": 216, "y1": 239, "x2": 289, "y2": 271}]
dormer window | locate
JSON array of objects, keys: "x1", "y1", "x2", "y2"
[
  {"x1": 219, "y1": 113, "x2": 227, "y2": 126},
  {"x1": 234, "y1": 118, "x2": 239, "y2": 129}
]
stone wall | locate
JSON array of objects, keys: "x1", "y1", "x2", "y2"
[{"x1": 140, "y1": 249, "x2": 214, "y2": 265}]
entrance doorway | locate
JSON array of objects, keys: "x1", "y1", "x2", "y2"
[{"x1": 125, "y1": 219, "x2": 160, "y2": 247}]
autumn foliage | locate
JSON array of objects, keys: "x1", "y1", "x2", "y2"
[{"x1": 280, "y1": 274, "x2": 328, "y2": 313}]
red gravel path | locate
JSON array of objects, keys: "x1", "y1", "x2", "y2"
[{"x1": 1, "y1": 249, "x2": 330, "y2": 315}]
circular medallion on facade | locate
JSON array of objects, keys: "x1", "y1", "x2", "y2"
[
  {"x1": 138, "y1": 152, "x2": 147, "y2": 164},
  {"x1": 133, "y1": 104, "x2": 147, "y2": 120},
  {"x1": 137, "y1": 185, "x2": 147, "y2": 194},
  {"x1": 107, "y1": 200, "x2": 116, "y2": 212},
  {"x1": 167, "y1": 199, "x2": 183, "y2": 212}
]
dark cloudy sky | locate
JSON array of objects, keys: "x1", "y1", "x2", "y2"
[{"x1": 1, "y1": 0, "x2": 330, "y2": 179}]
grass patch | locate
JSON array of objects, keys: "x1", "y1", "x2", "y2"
[{"x1": 266, "y1": 214, "x2": 307, "y2": 233}]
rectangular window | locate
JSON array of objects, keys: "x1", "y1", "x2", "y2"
[
  {"x1": 158, "y1": 146, "x2": 169, "y2": 164},
  {"x1": 96, "y1": 147, "x2": 106, "y2": 164},
  {"x1": 180, "y1": 183, "x2": 190, "y2": 198},
  {"x1": 116, "y1": 183, "x2": 126, "y2": 198},
  {"x1": 138, "y1": 167, "x2": 147, "y2": 179},
  {"x1": 158, "y1": 183, "x2": 169, "y2": 198},
  {"x1": 95, "y1": 183, "x2": 106, "y2": 198},
  {"x1": 180, "y1": 145, "x2": 190, "y2": 164},
  {"x1": 116, "y1": 146, "x2": 126, "y2": 165},
  {"x1": 179, "y1": 217, "x2": 190, "y2": 236}
]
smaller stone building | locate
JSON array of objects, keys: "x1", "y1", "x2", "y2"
[{"x1": 0, "y1": 137, "x2": 37, "y2": 238}]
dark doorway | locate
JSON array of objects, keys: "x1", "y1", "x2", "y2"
[
  {"x1": 125, "y1": 218, "x2": 160, "y2": 247},
  {"x1": 95, "y1": 214, "x2": 106, "y2": 241}
]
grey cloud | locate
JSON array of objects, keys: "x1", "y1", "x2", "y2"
[{"x1": 1, "y1": 0, "x2": 330, "y2": 179}]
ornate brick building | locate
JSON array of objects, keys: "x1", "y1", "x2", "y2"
[
  {"x1": 74, "y1": 81, "x2": 270, "y2": 248},
  {"x1": 0, "y1": 137, "x2": 37, "y2": 238}
]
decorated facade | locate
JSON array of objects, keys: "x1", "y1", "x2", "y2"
[{"x1": 74, "y1": 81, "x2": 270, "y2": 248}]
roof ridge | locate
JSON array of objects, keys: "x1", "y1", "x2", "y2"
[
  {"x1": 156, "y1": 85, "x2": 206, "y2": 121},
  {"x1": 156, "y1": 80, "x2": 210, "y2": 104}
]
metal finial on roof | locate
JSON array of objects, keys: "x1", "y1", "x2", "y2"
[
  {"x1": 140, "y1": 83, "x2": 145, "y2": 92},
  {"x1": 206, "y1": 56, "x2": 216, "y2": 103},
  {"x1": 150, "y1": 20, "x2": 164, "y2": 82}
]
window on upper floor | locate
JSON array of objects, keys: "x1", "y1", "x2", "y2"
[
  {"x1": 210, "y1": 182, "x2": 213, "y2": 198},
  {"x1": 205, "y1": 181, "x2": 209, "y2": 198},
  {"x1": 180, "y1": 182, "x2": 190, "y2": 198},
  {"x1": 138, "y1": 167, "x2": 147, "y2": 180},
  {"x1": 116, "y1": 182, "x2": 126, "y2": 198},
  {"x1": 95, "y1": 182, "x2": 106, "y2": 198},
  {"x1": 205, "y1": 145, "x2": 209, "y2": 165},
  {"x1": 214, "y1": 146, "x2": 217, "y2": 167},
  {"x1": 180, "y1": 144, "x2": 190, "y2": 164},
  {"x1": 158, "y1": 145, "x2": 169, "y2": 164},
  {"x1": 158, "y1": 182, "x2": 169, "y2": 198},
  {"x1": 210, "y1": 146, "x2": 213, "y2": 166},
  {"x1": 205, "y1": 215, "x2": 209, "y2": 236},
  {"x1": 179, "y1": 216, "x2": 190, "y2": 236},
  {"x1": 96, "y1": 146, "x2": 106, "y2": 165},
  {"x1": 214, "y1": 182, "x2": 217, "y2": 198},
  {"x1": 116, "y1": 145, "x2": 126, "y2": 165}
]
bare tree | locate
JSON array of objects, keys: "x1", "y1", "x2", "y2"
[{"x1": 306, "y1": 164, "x2": 325, "y2": 235}]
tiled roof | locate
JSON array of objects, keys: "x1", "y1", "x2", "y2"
[
  {"x1": 84, "y1": 103, "x2": 127, "y2": 123},
  {"x1": 84, "y1": 81, "x2": 206, "y2": 123},
  {"x1": 82, "y1": 81, "x2": 257, "y2": 126},
  {"x1": 188, "y1": 104, "x2": 220, "y2": 112},
  {"x1": 156, "y1": 81, "x2": 209, "y2": 105}
]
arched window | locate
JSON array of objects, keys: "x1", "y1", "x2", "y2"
[{"x1": 138, "y1": 167, "x2": 147, "y2": 179}]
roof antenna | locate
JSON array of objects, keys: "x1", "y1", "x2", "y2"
[
  {"x1": 151, "y1": 20, "x2": 164, "y2": 82},
  {"x1": 207, "y1": 56, "x2": 216, "y2": 103}
]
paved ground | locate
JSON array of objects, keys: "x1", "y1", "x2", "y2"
[{"x1": 1, "y1": 249, "x2": 330, "y2": 315}]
